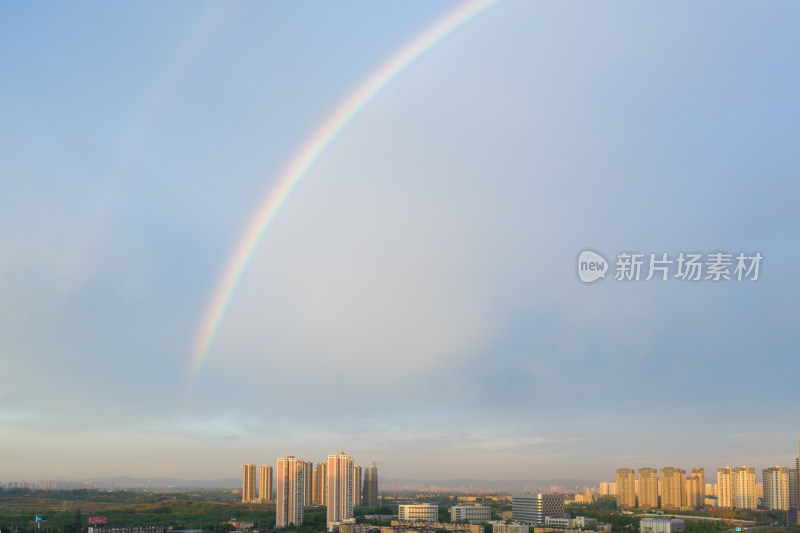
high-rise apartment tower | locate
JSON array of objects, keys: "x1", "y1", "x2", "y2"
[
  {"x1": 259, "y1": 464, "x2": 273, "y2": 503},
  {"x1": 277, "y1": 456, "x2": 305, "y2": 527},
  {"x1": 242, "y1": 464, "x2": 256, "y2": 503},
  {"x1": 363, "y1": 463, "x2": 378, "y2": 506},
  {"x1": 638, "y1": 468, "x2": 658, "y2": 509},
  {"x1": 327, "y1": 452, "x2": 354, "y2": 531},
  {"x1": 616, "y1": 468, "x2": 636, "y2": 510}
]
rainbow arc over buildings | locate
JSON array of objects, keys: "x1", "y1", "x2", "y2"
[{"x1": 187, "y1": 0, "x2": 502, "y2": 390}]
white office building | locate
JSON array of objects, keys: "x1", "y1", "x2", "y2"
[
  {"x1": 512, "y1": 494, "x2": 566, "y2": 526},
  {"x1": 399, "y1": 504, "x2": 439, "y2": 522},
  {"x1": 640, "y1": 519, "x2": 685, "y2": 533},
  {"x1": 451, "y1": 505, "x2": 491, "y2": 524}
]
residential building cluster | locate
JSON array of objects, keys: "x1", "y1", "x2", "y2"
[
  {"x1": 241, "y1": 453, "x2": 379, "y2": 531},
  {"x1": 605, "y1": 439, "x2": 800, "y2": 520}
]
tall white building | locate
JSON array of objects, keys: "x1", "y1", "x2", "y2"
[
  {"x1": 763, "y1": 467, "x2": 790, "y2": 511},
  {"x1": 277, "y1": 456, "x2": 305, "y2": 527},
  {"x1": 717, "y1": 467, "x2": 734, "y2": 508},
  {"x1": 512, "y1": 494, "x2": 565, "y2": 526},
  {"x1": 733, "y1": 466, "x2": 756, "y2": 510},
  {"x1": 327, "y1": 452, "x2": 354, "y2": 531}
]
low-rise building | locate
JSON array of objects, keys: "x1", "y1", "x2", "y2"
[
  {"x1": 334, "y1": 522, "x2": 371, "y2": 533},
  {"x1": 89, "y1": 528, "x2": 163, "y2": 533},
  {"x1": 488, "y1": 522, "x2": 528, "y2": 533},
  {"x1": 384, "y1": 523, "x2": 480, "y2": 533},
  {"x1": 639, "y1": 519, "x2": 685, "y2": 533},
  {"x1": 533, "y1": 528, "x2": 600, "y2": 533},
  {"x1": 451, "y1": 505, "x2": 491, "y2": 524},
  {"x1": 391, "y1": 521, "x2": 482, "y2": 533},
  {"x1": 399, "y1": 504, "x2": 439, "y2": 522},
  {"x1": 544, "y1": 518, "x2": 571, "y2": 529}
]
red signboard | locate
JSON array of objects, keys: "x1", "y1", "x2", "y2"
[{"x1": 88, "y1": 517, "x2": 107, "y2": 525}]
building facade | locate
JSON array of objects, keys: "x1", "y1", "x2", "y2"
[
  {"x1": 686, "y1": 469, "x2": 704, "y2": 510},
  {"x1": 638, "y1": 468, "x2": 658, "y2": 509},
  {"x1": 328, "y1": 452, "x2": 355, "y2": 530},
  {"x1": 544, "y1": 517, "x2": 597, "y2": 529},
  {"x1": 277, "y1": 456, "x2": 305, "y2": 527},
  {"x1": 489, "y1": 522, "x2": 528, "y2": 533},
  {"x1": 717, "y1": 467, "x2": 733, "y2": 508},
  {"x1": 451, "y1": 505, "x2": 491, "y2": 523},
  {"x1": 363, "y1": 464, "x2": 378, "y2": 506},
  {"x1": 763, "y1": 467, "x2": 790, "y2": 511},
  {"x1": 616, "y1": 469, "x2": 636, "y2": 510},
  {"x1": 732, "y1": 466, "x2": 756, "y2": 510},
  {"x1": 399, "y1": 504, "x2": 439, "y2": 522},
  {"x1": 242, "y1": 464, "x2": 256, "y2": 503},
  {"x1": 259, "y1": 464, "x2": 273, "y2": 503},
  {"x1": 639, "y1": 519, "x2": 685, "y2": 533},
  {"x1": 512, "y1": 494, "x2": 565, "y2": 526},
  {"x1": 353, "y1": 465, "x2": 363, "y2": 507},
  {"x1": 314, "y1": 462, "x2": 329, "y2": 506},
  {"x1": 661, "y1": 468, "x2": 686, "y2": 510}
]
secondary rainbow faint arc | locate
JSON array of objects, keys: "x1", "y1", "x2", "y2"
[{"x1": 189, "y1": 0, "x2": 502, "y2": 383}]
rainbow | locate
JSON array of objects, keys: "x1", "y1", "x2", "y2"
[{"x1": 188, "y1": 0, "x2": 502, "y2": 386}]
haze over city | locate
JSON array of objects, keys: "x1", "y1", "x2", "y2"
[{"x1": 1, "y1": 1, "x2": 799, "y2": 482}]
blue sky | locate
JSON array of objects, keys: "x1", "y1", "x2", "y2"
[{"x1": 1, "y1": 1, "x2": 799, "y2": 483}]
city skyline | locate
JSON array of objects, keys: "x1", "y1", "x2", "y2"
[{"x1": 1, "y1": 1, "x2": 799, "y2": 482}]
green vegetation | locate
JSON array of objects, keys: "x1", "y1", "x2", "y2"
[{"x1": 0, "y1": 489, "x2": 273, "y2": 533}]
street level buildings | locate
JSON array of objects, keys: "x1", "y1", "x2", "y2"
[{"x1": 489, "y1": 522, "x2": 528, "y2": 533}]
